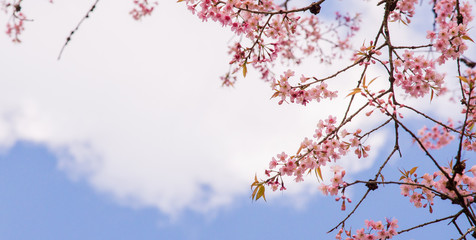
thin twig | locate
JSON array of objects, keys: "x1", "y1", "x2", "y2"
[
  {"x1": 58, "y1": 0, "x2": 100, "y2": 60},
  {"x1": 455, "y1": 226, "x2": 476, "y2": 240},
  {"x1": 232, "y1": 0, "x2": 325, "y2": 15},
  {"x1": 393, "y1": 44, "x2": 433, "y2": 49},
  {"x1": 327, "y1": 189, "x2": 371, "y2": 233},
  {"x1": 345, "y1": 180, "x2": 450, "y2": 199},
  {"x1": 398, "y1": 213, "x2": 459, "y2": 234},
  {"x1": 400, "y1": 104, "x2": 463, "y2": 135}
]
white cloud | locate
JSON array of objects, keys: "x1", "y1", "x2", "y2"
[
  {"x1": 0, "y1": 0, "x2": 452, "y2": 217},
  {"x1": 0, "y1": 0, "x2": 337, "y2": 216}
]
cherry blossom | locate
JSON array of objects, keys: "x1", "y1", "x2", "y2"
[{"x1": 4, "y1": 0, "x2": 476, "y2": 239}]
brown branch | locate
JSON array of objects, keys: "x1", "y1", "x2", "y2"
[
  {"x1": 397, "y1": 213, "x2": 461, "y2": 234},
  {"x1": 393, "y1": 44, "x2": 433, "y2": 49},
  {"x1": 400, "y1": 104, "x2": 463, "y2": 135},
  {"x1": 453, "y1": 58, "x2": 471, "y2": 171},
  {"x1": 362, "y1": 89, "x2": 476, "y2": 226},
  {"x1": 360, "y1": 118, "x2": 392, "y2": 139},
  {"x1": 244, "y1": 14, "x2": 274, "y2": 61},
  {"x1": 232, "y1": 0, "x2": 325, "y2": 15},
  {"x1": 327, "y1": 145, "x2": 400, "y2": 233},
  {"x1": 345, "y1": 180, "x2": 450, "y2": 199},
  {"x1": 327, "y1": 189, "x2": 371, "y2": 233},
  {"x1": 456, "y1": 226, "x2": 476, "y2": 240},
  {"x1": 391, "y1": 109, "x2": 476, "y2": 226},
  {"x1": 58, "y1": 0, "x2": 100, "y2": 60},
  {"x1": 374, "y1": 146, "x2": 398, "y2": 180},
  {"x1": 341, "y1": 63, "x2": 369, "y2": 124},
  {"x1": 300, "y1": 59, "x2": 364, "y2": 88}
]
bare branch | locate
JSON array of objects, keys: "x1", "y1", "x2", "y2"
[{"x1": 58, "y1": 0, "x2": 100, "y2": 60}]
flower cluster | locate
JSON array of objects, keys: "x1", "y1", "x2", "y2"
[
  {"x1": 400, "y1": 165, "x2": 476, "y2": 211},
  {"x1": 264, "y1": 115, "x2": 370, "y2": 192},
  {"x1": 336, "y1": 218, "x2": 399, "y2": 240},
  {"x1": 5, "y1": 10, "x2": 24, "y2": 42},
  {"x1": 292, "y1": 12, "x2": 360, "y2": 64},
  {"x1": 1, "y1": 0, "x2": 26, "y2": 42},
  {"x1": 433, "y1": 166, "x2": 476, "y2": 205},
  {"x1": 360, "y1": 88, "x2": 404, "y2": 119},
  {"x1": 130, "y1": 0, "x2": 157, "y2": 20},
  {"x1": 427, "y1": 0, "x2": 473, "y2": 64},
  {"x1": 319, "y1": 165, "x2": 352, "y2": 210},
  {"x1": 400, "y1": 174, "x2": 436, "y2": 210},
  {"x1": 350, "y1": 42, "x2": 382, "y2": 66},
  {"x1": 179, "y1": 0, "x2": 360, "y2": 86},
  {"x1": 271, "y1": 70, "x2": 337, "y2": 106},
  {"x1": 393, "y1": 51, "x2": 446, "y2": 98},
  {"x1": 4, "y1": 0, "x2": 476, "y2": 238},
  {"x1": 459, "y1": 69, "x2": 476, "y2": 151},
  {"x1": 417, "y1": 120, "x2": 455, "y2": 150},
  {"x1": 389, "y1": 0, "x2": 418, "y2": 24}
]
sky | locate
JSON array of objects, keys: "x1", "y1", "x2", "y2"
[{"x1": 0, "y1": 0, "x2": 475, "y2": 239}]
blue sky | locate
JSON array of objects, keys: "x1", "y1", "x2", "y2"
[
  {"x1": 0, "y1": 138, "x2": 469, "y2": 240},
  {"x1": 0, "y1": 0, "x2": 475, "y2": 239}
]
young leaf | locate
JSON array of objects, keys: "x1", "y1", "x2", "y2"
[
  {"x1": 462, "y1": 35, "x2": 475, "y2": 43},
  {"x1": 398, "y1": 168, "x2": 407, "y2": 180},
  {"x1": 367, "y1": 77, "x2": 378, "y2": 87},
  {"x1": 296, "y1": 145, "x2": 303, "y2": 155},
  {"x1": 469, "y1": 123, "x2": 475, "y2": 132},
  {"x1": 251, "y1": 174, "x2": 259, "y2": 189},
  {"x1": 256, "y1": 185, "x2": 266, "y2": 201},
  {"x1": 242, "y1": 63, "x2": 248, "y2": 78},
  {"x1": 354, "y1": 57, "x2": 364, "y2": 64},
  {"x1": 251, "y1": 185, "x2": 259, "y2": 200},
  {"x1": 346, "y1": 88, "x2": 362, "y2": 97},
  {"x1": 458, "y1": 76, "x2": 469, "y2": 84},
  {"x1": 270, "y1": 91, "x2": 280, "y2": 99},
  {"x1": 315, "y1": 167, "x2": 323, "y2": 182}
]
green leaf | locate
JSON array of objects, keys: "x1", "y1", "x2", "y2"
[{"x1": 242, "y1": 63, "x2": 248, "y2": 78}]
